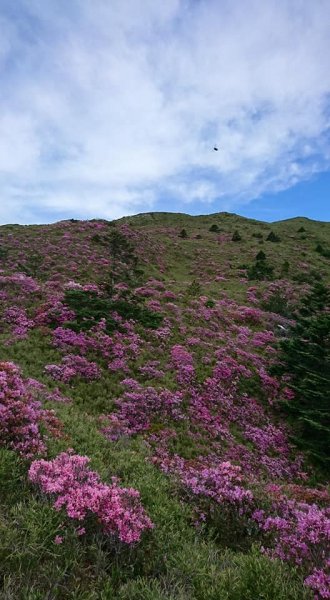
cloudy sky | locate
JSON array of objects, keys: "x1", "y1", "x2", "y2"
[{"x1": 0, "y1": 0, "x2": 329, "y2": 224}]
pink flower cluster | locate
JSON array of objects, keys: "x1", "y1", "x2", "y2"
[
  {"x1": 253, "y1": 493, "x2": 330, "y2": 598},
  {"x1": 0, "y1": 272, "x2": 40, "y2": 293},
  {"x1": 153, "y1": 449, "x2": 253, "y2": 512},
  {"x1": 101, "y1": 381, "x2": 184, "y2": 440},
  {"x1": 139, "y1": 360, "x2": 165, "y2": 380},
  {"x1": 170, "y1": 344, "x2": 195, "y2": 384},
  {"x1": 243, "y1": 424, "x2": 290, "y2": 454},
  {"x1": 34, "y1": 299, "x2": 75, "y2": 327},
  {"x1": 28, "y1": 451, "x2": 154, "y2": 543},
  {"x1": 304, "y1": 564, "x2": 330, "y2": 599},
  {"x1": 0, "y1": 362, "x2": 62, "y2": 458},
  {"x1": 53, "y1": 327, "x2": 96, "y2": 354},
  {"x1": 253, "y1": 498, "x2": 330, "y2": 564},
  {"x1": 3, "y1": 306, "x2": 34, "y2": 339},
  {"x1": 45, "y1": 354, "x2": 101, "y2": 382}
]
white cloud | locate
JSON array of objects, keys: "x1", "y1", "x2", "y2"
[{"x1": 0, "y1": 0, "x2": 329, "y2": 223}]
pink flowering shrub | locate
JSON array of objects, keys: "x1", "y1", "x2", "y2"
[
  {"x1": 253, "y1": 492, "x2": 330, "y2": 598},
  {"x1": 0, "y1": 272, "x2": 40, "y2": 293},
  {"x1": 253, "y1": 499, "x2": 330, "y2": 565},
  {"x1": 180, "y1": 460, "x2": 253, "y2": 509},
  {"x1": 45, "y1": 354, "x2": 101, "y2": 382},
  {"x1": 151, "y1": 446, "x2": 256, "y2": 548},
  {"x1": 34, "y1": 299, "x2": 75, "y2": 327},
  {"x1": 108, "y1": 357, "x2": 129, "y2": 372},
  {"x1": 0, "y1": 362, "x2": 62, "y2": 458},
  {"x1": 3, "y1": 306, "x2": 34, "y2": 340},
  {"x1": 170, "y1": 344, "x2": 195, "y2": 384},
  {"x1": 139, "y1": 360, "x2": 165, "y2": 380},
  {"x1": 304, "y1": 564, "x2": 330, "y2": 599},
  {"x1": 28, "y1": 451, "x2": 153, "y2": 543},
  {"x1": 101, "y1": 383, "x2": 184, "y2": 440},
  {"x1": 243, "y1": 424, "x2": 291, "y2": 454},
  {"x1": 153, "y1": 450, "x2": 253, "y2": 511},
  {"x1": 52, "y1": 327, "x2": 96, "y2": 354}
]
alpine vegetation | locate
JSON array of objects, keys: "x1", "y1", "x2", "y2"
[{"x1": 0, "y1": 213, "x2": 329, "y2": 599}]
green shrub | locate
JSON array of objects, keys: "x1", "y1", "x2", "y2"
[
  {"x1": 0, "y1": 245, "x2": 8, "y2": 259},
  {"x1": 315, "y1": 243, "x2": 330, "y2": 258},
  {"x1": 205, "y1": 299, "x2": 215, "y2": 308},
  {"x1": 186, "y1": 280, "x2": 201, "y2": 297},
  {"x1": 247, "y1": 252, "x2": 274, "y2": 281},
  {"x1": 280, "y1": 261, "x2": 290, "y2": 276},
  {"x1": 232, "y1": 230, "x2": 242, "y2": 242},
  {"x1": 292, "y1": 270, "x2": 322, "y2": 284},
  {"x1": 266, "y1": 232, "x2": 281, "y2": 242},
  {"x1": 63, "y1": 289, "x2": 163, "y2": 332},
  {"x1": 261, "y1": 291, "x2": 292, "y2": 317},
  {"x1": 255, "y1": 250, "x2": 266, "y2": 261}
]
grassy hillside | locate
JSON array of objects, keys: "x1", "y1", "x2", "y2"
[{"x1": 0, "y1": 212, "x2": 329, "y2": 599}]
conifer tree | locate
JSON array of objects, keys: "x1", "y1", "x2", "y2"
[
  {"x1": 232, "y1": 230, "x2": 242, "y2": 242},
  {"x1": 266, "y1": 231, "x2": 281, "y2": 242},
  {"x1": 247, "y1": 251, "x2": 274, "y2": 281},
  {"x1": 274, "y1": 283, "x2": 330, "y2": 469}
]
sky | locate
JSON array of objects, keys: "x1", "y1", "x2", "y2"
[{"x1": 0, "y1": 0, "x2": 329, "y2": 225}]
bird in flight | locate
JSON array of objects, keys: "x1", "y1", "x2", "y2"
[{"x1": 213, "y1": 146, "x2": 219, "y2": 151}]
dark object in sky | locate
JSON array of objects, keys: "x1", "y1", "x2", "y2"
[{"x1": 213, "y1": 146, "x2": 219, "y2": 151}]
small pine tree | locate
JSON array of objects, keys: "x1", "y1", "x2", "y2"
[
  {"x1": 297, "y1": 226, "x2": 306, "y2": 233},
  {"x1": 256, "y1": 250, "x2": 266, "y2": 261},
  {"x1": 280, "y1": 260, "x2": 290, "y2": 276},
  {"x1": 187, "y1": 280, "x2": 201, "y2": 296},
  {"x1": 247, "y1": 251, "x2": 274, "y2": 281},
  {"x1": 0, "y1": 246, "x2": 8, "y2": 260},
  {"x1": 232, "y1": 230, "x2": 242, "y2": 242},
  {"x1": 179, "y1": 229, "x2": 188, "y2": 239},
  {"x1": 315, "y1": 244, "x2": 330, "y2": 258},
  {"x1": 266, "y1": 231, "x2": 281, "y2": 242},
  {"x1": 209, "y1": 224, "x2": 219, "y2": 232},
  {"x1": 100, "y1": 229, "x2": 140, "y2": 291}
]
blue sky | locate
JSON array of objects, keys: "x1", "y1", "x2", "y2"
[{"x1": 0, "y1": 0, "x2": 329, "y2": 225}]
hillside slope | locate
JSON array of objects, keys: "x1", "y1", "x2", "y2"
[{"x1": 0, "y1": 213, "x2": 329, "y2": 599}]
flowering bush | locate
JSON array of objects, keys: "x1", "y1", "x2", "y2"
[
  {"x1": 253, "y1": 493, "x2": 330, "y2": 598},
  {"x1": 34, "y1": 299, "x2": 75, "y2": 327},
  {"x1": 52, "y1": 327, "x2": 96, "y2": 354},
  {"x1": 304, "y1": 564, "x2": 330, "y2": 599},
  {"x1": 0, "y1": 362, "x2": 62, "y2": 458},
  {"x1": 0, "y1": 272, "x2": 40, "y2": 293},
  {"x1": 253, "y1": 499, "x2": 330, "y2": 565},
  {"x1": 170, "y1": 344, "x2": 195, "y2": 384},
  {"x1": 45, "y1": 354, "x2": 101, "y2": 382},
  {"x1": 3, "y1": 306, "x2": 34, "y2": 339},
  {"x1": 153, "y1": 451, "x2": 253, "y2": 511},
  {"x1": 101, "y1": 383, "x2": 184, "y2": 440},
  {"x1": 28, "y1": 451, "x2": 154, "y2": 543}
]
